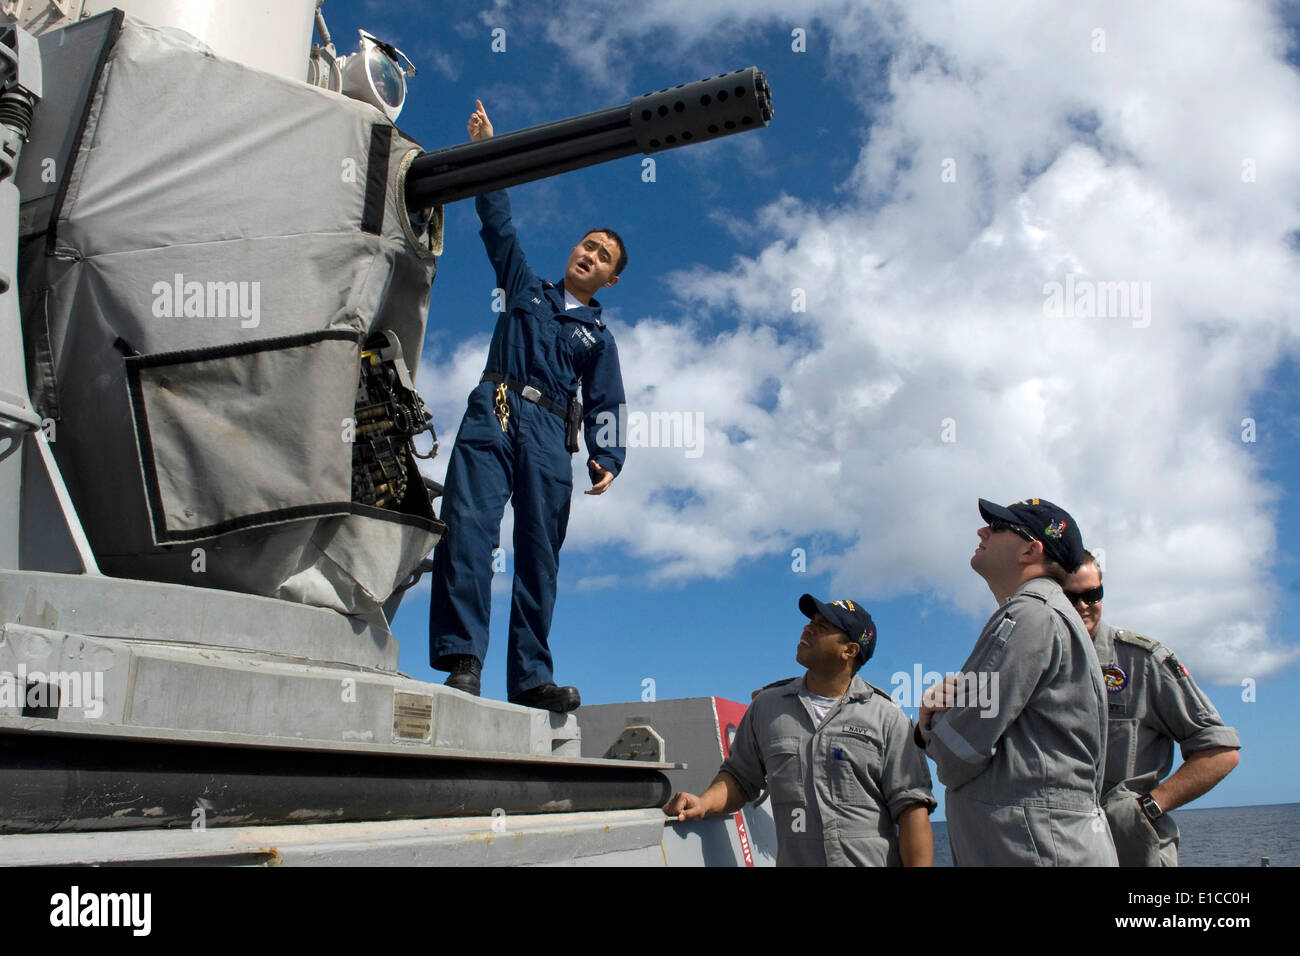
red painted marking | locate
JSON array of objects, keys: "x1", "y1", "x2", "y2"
[{"x1": 713, "y1": 697, "x2": 754, "y2": 867}]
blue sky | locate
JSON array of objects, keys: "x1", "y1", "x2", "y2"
[{"x1": 320, "y1": 0, "x2": 1300, "y2": 816}]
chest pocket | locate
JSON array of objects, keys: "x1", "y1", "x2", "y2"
[
  {"x1": 1107, "y1": 689, "x2": 1134, "y2": 718},
  {"x1": 763, "y1": 736, "x2": 804, "y2": 804},
  {"x1": 531, "y1": 307, "x2": 561, "y2": 364},
  {"x1": 1101, "y1": 656, "x2": 1140, "y2": 720},
  {"x1": 827, "y1": 733, "x2": 882, "y2": 807}
]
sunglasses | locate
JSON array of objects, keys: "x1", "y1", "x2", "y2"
[
  {"x1": 987, "y1": 520, "x2": 1036, "y2": 543},
  {"x1": 1064, "y1": 585, "x2": 1104, "y2": 606}
]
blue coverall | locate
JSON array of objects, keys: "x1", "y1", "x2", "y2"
[{"x1": 428, "y1": 189, "x2": 627, "y2": 697}]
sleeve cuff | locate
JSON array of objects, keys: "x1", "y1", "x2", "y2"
[
  {"x1": 888, "y1": 790, "x2": 938, "y2": 819},
  {"x1": 718, "y1": 759, "x2": 761, "y2": 803},
  {"x1": 594, "y1": 455, "x2": 622, "y2": 479},
  {"x1": 1178, "y1": 725, "x2": 1241, "y2": 758}
]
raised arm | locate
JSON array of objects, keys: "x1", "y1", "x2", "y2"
[
  {"x1": 467, "y1": 98, "x2": 494, "y2": 141},
  {"x1": 468, "y1": 101, "x2": 534, "y2": 301}
]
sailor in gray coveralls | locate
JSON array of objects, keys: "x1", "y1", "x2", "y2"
[
  {"x1": 1064, "y1": 551, "x2": 1240, "y2": 866},
  {"x1": 918, "y1": 498, "x2": 1118, "y2": 866},
  {"x1": 665, "y1": 595, "x2": 936, "y2": 866}
]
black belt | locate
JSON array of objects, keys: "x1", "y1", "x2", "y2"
[{"x1": 481, "y1": 373, "x2": 566, "y2": 417}]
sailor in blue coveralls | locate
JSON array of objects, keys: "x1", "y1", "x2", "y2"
[{"x1": 429, "y1": 101, "x2": 627, "y2": 713}]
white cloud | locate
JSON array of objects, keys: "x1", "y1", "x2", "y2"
[
  {"x1": 541, "y1": 0, "x2": 1300, "y2": 680},
  {"x1": 574, "y1": 573, "x2": 621, "y2": 592},
  {"x1": 414, "y1": 332, "x2": 492, "y2": 487}
]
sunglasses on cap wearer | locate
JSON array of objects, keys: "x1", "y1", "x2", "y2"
[
  {"x1": 987, "y1": 519, "x2": 1036, "y2": 544},
  {"x1": 1064, "y1": 584, "x2": 1104, "y2": 606}
]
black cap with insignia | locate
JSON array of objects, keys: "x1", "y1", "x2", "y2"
[
  {"x1": 978, "y1": 497, "x2": 1086, "y2": 572},
  {"x1": 798, "y1": 594, "x2": 877, "y2": 663}
]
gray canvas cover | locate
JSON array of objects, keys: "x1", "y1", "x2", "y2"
[{"x1": 20, "y1": 12, "x2": 444, "y2": 622}]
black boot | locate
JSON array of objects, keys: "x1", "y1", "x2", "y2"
[
  {"x1": 444, "y1": 655, "x2": 482, "y2": 696},
  {"x1": 509, "y1": 683, "x2": 581, "y2": 713}
]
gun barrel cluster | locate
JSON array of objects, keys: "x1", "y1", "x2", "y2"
[{"x1": 404, "y1": 67, "x2": 772, "y2": 209}]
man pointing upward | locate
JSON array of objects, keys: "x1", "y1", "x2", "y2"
[{"x1": 428, "y1": 100, "x2": 629, "y2": 712}]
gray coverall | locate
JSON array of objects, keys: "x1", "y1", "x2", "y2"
[
  {"x1": 720, "y1": 674, "x2": 936, "y2": 866},
  {"x1": 924, "y1": 577, "x2": 1118, "y2": 866},
  {"x1": 1093, "y1": 620, "x2": 1241, "y2": 866}
]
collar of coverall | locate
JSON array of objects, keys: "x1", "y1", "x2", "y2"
[
  {"x1": 546, "y1": 279, "x2": 604, "y2": 326},
  {"x1": 788, "y1": 674, "x2": 872, "y2": 702},
  {"x1": 1007, "y1": 576, "x2": 1064, "y2": 606},
  {"x1": 1090, "y1": 617, "x2": 1115, "y2": 650}
]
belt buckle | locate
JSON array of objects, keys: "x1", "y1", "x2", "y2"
[{"x1": 521, "y1": 385, "x2": 541, "y2": 404}]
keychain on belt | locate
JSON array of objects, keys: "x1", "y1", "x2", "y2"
[{"x1": 493, "y1": 382, "x2": 510, "y2": 432}]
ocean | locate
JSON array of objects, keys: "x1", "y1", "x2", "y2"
[{"x1": 928, "y1": 802, "x2": 1298, "y2": 866}]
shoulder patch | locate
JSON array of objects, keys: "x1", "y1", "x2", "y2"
[{"x1": 1113, "y1": 629, "x2": 1161, "y2": 654}]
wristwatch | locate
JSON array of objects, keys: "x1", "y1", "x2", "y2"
[{"x1": 1138, "y1": 793, "x2": 1164, "y2": 823}]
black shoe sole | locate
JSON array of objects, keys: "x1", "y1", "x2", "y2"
[{"x1": 509, "y1": 688, "x2": 580, "y2": 713}]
